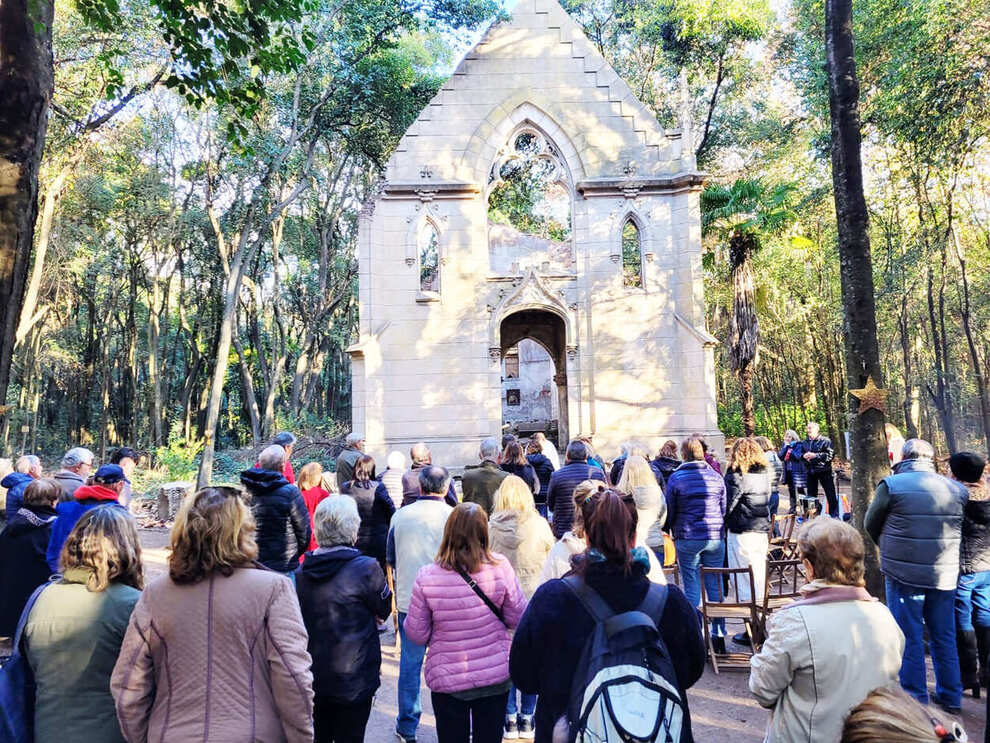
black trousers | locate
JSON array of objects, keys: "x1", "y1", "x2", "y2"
[
  {"x1": 431, "y1": 690, "x2": 509, "y2": 743},
  {"x1": 806, "y1": 470, "x2": 839, "y2": 518},
  {"x1": 313, "y1": 695, "x2": 374, "y2": 743}
]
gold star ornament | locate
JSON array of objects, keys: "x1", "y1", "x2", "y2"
[{"x1": 850, "y1": 376, "x2": 888, "y2": 414}]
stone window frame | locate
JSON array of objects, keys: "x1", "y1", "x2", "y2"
[
  {"x1": 611, "y1": 207, "x2": 654, "y2": 292},
  {"x1": 486, "y1": 120, "x2": 577, "y2": 267},
  {"x1": 406, "y1": 212, "x2": 446, "y2": 303}
]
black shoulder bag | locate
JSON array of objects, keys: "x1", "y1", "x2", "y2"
[{"x1": 455, "y1": 567, "x2": 507, "y2": 626}]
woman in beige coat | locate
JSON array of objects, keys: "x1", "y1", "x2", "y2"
[
  {"x1": 749, "y1": 519, "x2": 904, "y2": 743},
  {"x1": 111, "y1": 487, "x2": 314, "y2": 742},
  {"x1": 490, "y1": 474, "x2": 554, "y2": 599},
  {"x1": 489, "y1": 474, "x2": 553, "y2": 738}
]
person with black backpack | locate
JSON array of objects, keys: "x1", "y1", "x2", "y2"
[{"x1": 510, "y1": 489, "x2": 706, "y2": 742}]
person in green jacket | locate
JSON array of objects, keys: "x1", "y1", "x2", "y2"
[{"x1": 23, "y1": 505, "x2": 143, "y2": 743}]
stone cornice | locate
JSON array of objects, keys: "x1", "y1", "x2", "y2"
[
  {"x1": 576, "y1": 171, "x2": 707, "y2": 197},
  {"x1": 381, "y1": 182, "x2": 482, "y2": 199}
]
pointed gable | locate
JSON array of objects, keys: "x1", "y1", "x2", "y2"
[{"x1": 385, "y1": 0, "x2": 693, "y2": 186}]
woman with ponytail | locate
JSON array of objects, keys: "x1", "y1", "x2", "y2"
[{"x1": 510, "y1": 490, "x2": 705, "y2": 742}]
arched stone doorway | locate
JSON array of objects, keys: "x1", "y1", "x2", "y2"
[{"x1": 499, "y1": 309, "x2": 568, "y2": 448}]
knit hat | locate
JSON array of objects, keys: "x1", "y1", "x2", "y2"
[{"x1": 949, "y1": 452, "x2": 986, "y2": 484}]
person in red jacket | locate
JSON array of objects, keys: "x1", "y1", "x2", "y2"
[
  {"x1": 298, "y1": 461, "x2": 331, "y2": 552},
  {"x1": 255, "y1": 431, "x2": 297, "y2": 484}
]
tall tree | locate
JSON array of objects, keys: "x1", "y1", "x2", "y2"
[
  {"x1": 824, "y1": 0, "x2": 888, "y2": 594},
  {"x1": 0, "y1": 0, "x2": 54, "y2": 411},
  {"x1": 702, "y1": 179, "x2": 799, "y2": 436}
]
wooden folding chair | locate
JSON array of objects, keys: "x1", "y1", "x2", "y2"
[
  {"x1": 769, "y1": 513, "x2": 798, "y2": 559},
  {"x1": 662, "y1": 562, "x2": 680, "y2": 587},
  {"x1": 761, "y1": 557, "x2": 806, "y2": 629},
  {"x1": 699, "y1": 566, "x2": 763, "y2": 674}
]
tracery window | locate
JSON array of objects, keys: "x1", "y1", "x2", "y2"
[
  {"x1": 419, "y1": 222, "x2": 440, "y2": 293},
  {"x1": 487, "y1": 128, "x2": 572, "y2": 272},
  {"x1": 621, "y1": 218, "x2": 643, "y2": 288}
]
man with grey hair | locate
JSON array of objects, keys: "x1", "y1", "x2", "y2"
[
  {"x1": 400, "y1": 442, "x2": 457, "y2": 507},
  {"x1": 264, "y1": 431, "x2": 297, "y2": 484},
  {"x1": 336, "y1": 432, "x2": 365, "y2": 489},
  {"x1": 547, "y1": 439, "x2": 606, "y2": 539},
  {"x1": 2, "y1": 454, "x2": 43, "y2": 520},
  {"x1": 241, "y1": 444, "x2": 311, "y2": 575},
  {"x1": 866, "y1": 438, "x2": 968, "y2": 712},
  {"x1": 386, "y1": 465, "x2": 453, "y2": 742},
  {"x1": 461, "y1": 436, "x2": 508, "y2": 516},
  {"x1": 800, "y1": 421, "x2": 838, "y2": 518},
  {"x1": 295, "y1": 495, "x2": 391, "y2": 742},
  {"x1": 52, "y1": 447, "x2": 94, "y2": 502}
]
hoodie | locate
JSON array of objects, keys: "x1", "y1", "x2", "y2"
[
  {"x1": 46, "y1": 484, "x2": 125, "y2": 572},
  {"x1": 489, "y1": 509, "x2": 555, "y2": 598},
  {"x1": 0, "y1": 503, "x2": 57, "y2": 635},
  {"x1": 2, "y1": 471, "x2": 35, "y2": 520},
  {"x1": 240, "y1": 467, "x2": 311, "y2": 572},
  {"x1": 294, "y1": 547, "x2": 391, "y2": 702}
]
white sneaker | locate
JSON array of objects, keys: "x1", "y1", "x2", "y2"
[{"x1": 503, "y1": 715, "x2": 519, "y2": 740}]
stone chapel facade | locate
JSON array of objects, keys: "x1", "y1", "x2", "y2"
[{"x1": 347, "y1": 0, "x2": 722, "y2": 466}]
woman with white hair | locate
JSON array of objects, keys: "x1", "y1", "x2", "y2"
[
  {"x1": 381, "y1": 451, "x2": 407, "y2": 508},
  {"x1": 296, "y1": 495, "x2": 392, "y2": 742}
]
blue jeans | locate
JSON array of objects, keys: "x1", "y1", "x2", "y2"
[
  {"x1": 885, "y1": 577, "x2": 962, "y2": 706},
  {"x1": 955, "y1": 571, "x2": 990, "y2": 631},
  {"x1": 397, "y1": 611, "x2": 427, "y2": 737},
  {"x1": 505, "y1": 682, "x2": 536, "y2": 717},
  {"x1": 675, "y1": 538, "x2": 726, "y2": 637}
]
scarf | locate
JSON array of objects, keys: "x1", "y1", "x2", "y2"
[{"x1": 783, "y1": 578, "x2": 876, "y2": 609}]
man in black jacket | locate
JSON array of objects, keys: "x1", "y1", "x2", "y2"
[
  {"x1": 241, "y1": 445, "x2": 311, "y2": 574},
  {"x1": 547, "y1": 440, "x2": 606, "y2": 538},
  {"x1": 295, "y1": 494, "x2": 391, "y2": 743},
  {"x1": 801, "y1": 422, "x2": 838, "y2": 518}
]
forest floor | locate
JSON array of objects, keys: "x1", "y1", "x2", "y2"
[{"x1": 138, "y1": 526, "x2": 986, "y2": 743}]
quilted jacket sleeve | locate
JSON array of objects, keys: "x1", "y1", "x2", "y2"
[
  {"x1": 748, "y1": 608, "x2": 807, "y2": 709},
  {"x1": 263, "y1": 578, "x2": 315, "y2": 743},
  {"x1": 288, "y1": 490, "x2": 312, "y2": 562},
  {"x1": 111, "y1": 595, "x2": 156, "y2": 743},
  {"x1": 402, "y1": 569, "x2": 434, "y2": 645}
]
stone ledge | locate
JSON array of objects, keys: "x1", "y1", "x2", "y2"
[{"x1": 576, "y1": 171, "x2": 707, "y2": 196}]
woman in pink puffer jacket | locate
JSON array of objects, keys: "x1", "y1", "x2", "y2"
[{"x1": 403, "y1": 502, "x2": 527, "y2": 743}]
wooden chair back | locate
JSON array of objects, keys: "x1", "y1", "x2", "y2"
[{"x1": 699, "y1": 566, "x2": 763, "y2": 673}]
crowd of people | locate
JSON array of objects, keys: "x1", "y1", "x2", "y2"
[{"x1": 0, "y1": 424, "x2": 984, "y2": 743}]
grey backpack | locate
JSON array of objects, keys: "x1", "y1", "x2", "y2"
[{"x1": 563, "y1": 576, "x2": 687, "y2": 742}]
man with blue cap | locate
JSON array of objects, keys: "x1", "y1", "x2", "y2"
[{"x1": 46, "y1": 463, "x2": 129, "y2": 572}]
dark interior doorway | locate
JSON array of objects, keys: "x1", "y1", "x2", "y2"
[{"x1": 499, "y1": 309, "x2": 568, "y2": 447}]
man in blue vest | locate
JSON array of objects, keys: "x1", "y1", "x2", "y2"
[{"x1": 866, "y1": 438, "x2": 969, "y2": 713}]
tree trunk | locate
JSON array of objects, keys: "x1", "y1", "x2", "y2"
[
  {"x1": 739, "y1": 364, "x2": 756, "y2": 436},
  {"x1": 898, "y1": 296, "x2": 920, "y2": 439},
  {"x1": 233, "y1": 334, "x2": 262, "y2": 447},
  {"x1": 0, "y1": 0, "x2": 54, "y2": 407},
  {"x1": 953, "y1": 231, "x2": 990, "y2": 456},
  {"x1": 825, "y1": 0, "x2": 888, "y2": 597}
]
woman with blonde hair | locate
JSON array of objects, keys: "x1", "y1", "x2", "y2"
[
  {"x1": 490, "y1": 475, "x2": 555, "y2": 739},
  {"x1": 750, "y1": 519, "x2": 904, "y2": 742},
  {"x1": 617, "y1": 455, "x2": 667, "y2": 562},
  {"x1": 540, "y1": 479, "x2": 601, "y2": 581},
  {"x1": 298, "y1": 461, "x2": 331, "y2": 552},
  {"x1": 842, "y1": 687, "x2": 967, "y2": 743},
  {"x1": 724, "y1": 437, "x2": 773, "y2": 646},
  {"x1": 111, "y1": 487, "x2": 314, "y2": 742},
  {"x1": 23, "y1": 506, "x2": 143, "y2": 743},
  {"x1": 403, "y1": 502, "x2": 527, "y2": 743}
]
